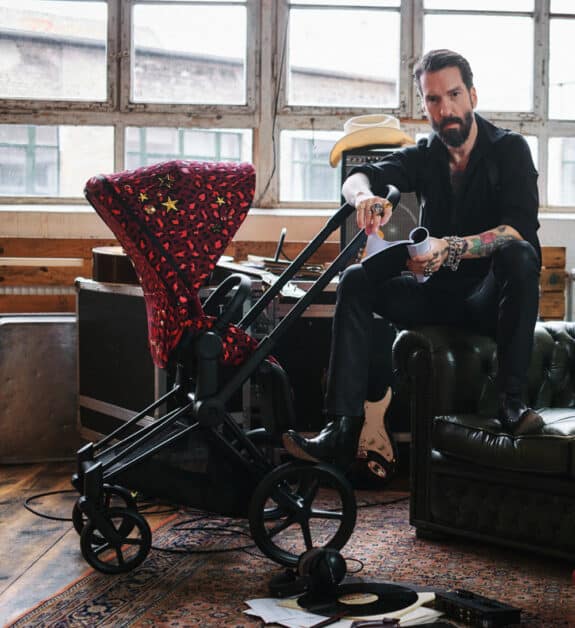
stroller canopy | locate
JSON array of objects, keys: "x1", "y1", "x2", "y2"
[{"x1": 85, "y1": 160, "x2": 256, "y2": 368}]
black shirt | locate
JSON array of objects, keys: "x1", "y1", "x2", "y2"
[{"x1": 350, "y1": 113, "x2": 541, "y2": 291}]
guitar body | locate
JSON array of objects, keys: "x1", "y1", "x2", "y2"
[{"x1": 353, "y1": 387, "x2": 398, "y2": 487}]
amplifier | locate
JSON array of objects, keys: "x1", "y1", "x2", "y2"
[
  {"x1": 340, "y1": 146, "x2": 420, "y2": 251},
  {"x1": 434, "y1": 589, "x2": 521, "y2": 627}
]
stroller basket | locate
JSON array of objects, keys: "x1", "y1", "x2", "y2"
[{"x1": 72, "y1": 159, "x2": 399, "y2": 574}]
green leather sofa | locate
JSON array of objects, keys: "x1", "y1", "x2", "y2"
[{"x1": 393, "y1": 321, "x2": 575, "y2": 561}]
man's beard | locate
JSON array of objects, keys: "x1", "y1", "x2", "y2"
[{"x1": 432, "y1": 110, "x2": 474, "y2": 148}]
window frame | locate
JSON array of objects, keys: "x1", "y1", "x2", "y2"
[{"x1": 0, "y1": 0, "x2": 573, "y2": 209}]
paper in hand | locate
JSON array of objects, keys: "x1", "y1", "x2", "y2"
[{"x1": 362, "y1": 227, "x2": 430, "y2": 283}]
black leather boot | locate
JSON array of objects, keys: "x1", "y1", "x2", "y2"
[
  {"x1": 498, "y1": 394, "x2": 544, "y2": 436},
  {"x1": 282, "y1": 416, "x2": 364, "y2": 469}
]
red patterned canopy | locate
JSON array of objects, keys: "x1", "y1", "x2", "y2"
[{"x1": 85, "y1": 160, "x2": 256, "y2": 368}]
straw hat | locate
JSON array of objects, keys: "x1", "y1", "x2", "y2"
[{"x1": 329, "y1": 114, "x2": 415, "y2": 167}]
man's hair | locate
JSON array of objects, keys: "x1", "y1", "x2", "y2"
[{"x1": 413, "y1": 49, "x2": 474, "y2": 94}]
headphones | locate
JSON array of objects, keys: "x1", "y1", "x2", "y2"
[{"x1": 268, "y1": 548, "x2": 347, "y2": 598}]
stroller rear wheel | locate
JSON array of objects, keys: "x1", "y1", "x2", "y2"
[
  {"x1": 248, "y1": 461, "x2": 356, "y2": 567},
  {"x1": 80, "y1": 506, "x2": 151, "y2": 574}
]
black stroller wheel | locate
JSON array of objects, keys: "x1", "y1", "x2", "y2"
[
  {"x1": 72, "y1": 484, "x2": 137, "y2": 536},
  {"x1": 248, "y1": 461, "x2": 357, "y2": 567},
  {"x1": 80, "y1": 507, "x2": 151, "y2": 574}
]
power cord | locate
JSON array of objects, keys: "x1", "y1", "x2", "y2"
[
  {"x1": 23, "y1": 489, "x2": 178, "y2": 522},
  {"x1": 24, "y1": 489, "x2": 76, "y2": 522},
  {"x1": 152, "y1": 510, "x2": 257, "y2": 555}
]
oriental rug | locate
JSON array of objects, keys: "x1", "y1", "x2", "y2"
[{"x1": 8, "y1": 492, "x2": 575, "y2": 627}]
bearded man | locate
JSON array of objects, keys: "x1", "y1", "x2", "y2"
[{"x1": 283, "y1": 49, "x2": 543, "y2": 469}]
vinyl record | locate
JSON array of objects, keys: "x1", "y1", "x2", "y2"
[{"x1": 298, "y1": 582, "x2": 418, "y2": 617}]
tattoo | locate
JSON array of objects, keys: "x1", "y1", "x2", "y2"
[{"x1": 467, "y1": 227, "x2": 515, "y2": 257}]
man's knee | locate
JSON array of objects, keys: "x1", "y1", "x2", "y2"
[
  {"x1": 492, "y1": 239, "x2": 539, "y2": 281},
  {"x1": 337, "y1": 263, "x2": 370, "y2": 300}
]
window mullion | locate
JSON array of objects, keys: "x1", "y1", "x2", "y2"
[
  {"x1": 410, "y1": 0, "x2": 424, "y2": 119},
  {"x1": 534, "y1": 0, "x2": 549, "y2": 121},
  {"x1": 254, "y1": 0, "x2": 281, "y2": 207},
  {"x1": 119, "y1": 0, "x2": 133, "y2": 112}
]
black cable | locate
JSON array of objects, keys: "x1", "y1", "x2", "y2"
[
  {"x1": 23, "y1": 489, "x2": 181, "y2": 521},
  {"x1": 23, "y1": 489, "x2": 76, "y2": 522}
]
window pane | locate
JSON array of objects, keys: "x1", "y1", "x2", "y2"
[
  {"x1": 0, "y1": 125, "x2": 113, "y2": 196},
  {"x1": 424, "y1": 14, "x2": 533, "y2": 111},
  {"x1": 0, "y1": 147, "x2": 26, "y2": 194},
  {"x1": 551, "y1": 0, "x2": 575, "y2": 13},
  {"x1": 549, "y1": 19, "x2": 575, "y2": 120},
  {"x1": 132, "y1": 3, "x2": 247, "y2": 104},
  {"x1": 548, "y1": 138, "x2": 575, "y2": 206},
  {"x1": 280, "y1": 130, "x2": 340, "y2": 202},
  {"x1": 125, "y1": 127, "x2": 251, "y2": 170},
  {"x1": 288, "y1": 8, "x2": 400, "y2": 107},
  {"x1": 0, "y1": 1, "x2": 107, "y2": 101},
  {"x1": 424, "y1": 0, "x2": 533, "y2": 10},
  {"x1": 292, "y1": 0, "x2": 399, "y2": 5}
]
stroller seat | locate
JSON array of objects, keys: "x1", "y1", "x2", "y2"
[
  {"x1": 73, "y1": 159, "x2": 362, "y2": 575},
  {"x1": 84, "y1": 159, "x2": 258, "y2": 369}
]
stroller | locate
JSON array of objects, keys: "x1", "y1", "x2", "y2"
[{"x1": 72, "y1": 159, "x2": 399, "y2": 574}]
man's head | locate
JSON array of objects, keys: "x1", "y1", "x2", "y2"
[{"x1": 413, "y1": 49, "x2": 477, "y2": 149}]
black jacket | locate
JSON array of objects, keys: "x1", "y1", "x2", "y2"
[{"x1": 351, "y1": 113, "x2": 541, "y2": 290}]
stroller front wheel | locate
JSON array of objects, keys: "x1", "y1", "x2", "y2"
[
  {"x1": 248, "y1": 461, "x2": 357, "y2": 567},
  {"x1": 80, "y1": 506, "x2": 152, "y2": 574}
]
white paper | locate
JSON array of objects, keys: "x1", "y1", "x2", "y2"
[{"x1": 365, "y1": 226, "x2": 431, "y2": 283}]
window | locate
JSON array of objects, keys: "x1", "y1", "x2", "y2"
[
  {"x1": 0, "y1": 0, "x2": 108, "y2": 101},
  {"x1": 131, "y1": 2, "x2": 247, "y2": 105},
  {"x1": 125, "y1": 127, "x2": 251, "y2": 170},
  {"x1": 0, "y1": 0, "x2": 573, "y2": 209},
  {"x1": 286, "y1": 2, "x2": 401, "y2": 108},
  {"x1": 423, "y1": 2, "x2": 534, "y2": 112},
  {"x1": 280, "y1": 130, "x2": 340, "y2": 202},
  {"x1": 0, "y1": 124, "x2": 113, "y2": 197},
  {"x1": 549, "y1": 138, "x2": 575, "y2": 206}
]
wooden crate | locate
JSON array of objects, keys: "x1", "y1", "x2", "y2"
[{"x1": 539, "y1": 246, "x2": 566, "y2": 321}]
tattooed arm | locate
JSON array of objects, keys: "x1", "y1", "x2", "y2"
[
  {"x1": 406, "y1": 225, "x2": 522, "y2": 276},
  {"x1": 461, "y1": 224, "x2": 521, "y2": 259}
]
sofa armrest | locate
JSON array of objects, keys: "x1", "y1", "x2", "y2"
[{"x1": 393, "y1": 325, "x2": 498, "y2": 418}]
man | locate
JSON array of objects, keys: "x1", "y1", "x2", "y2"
[{"x1": 283, "y1": 49, "x2": 543, "y2": 469}]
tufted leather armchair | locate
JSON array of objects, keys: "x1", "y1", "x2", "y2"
[{"x1": 393, "y1": 321, "x2": 575, "y2": 561}]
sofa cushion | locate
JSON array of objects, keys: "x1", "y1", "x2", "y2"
[{"x1": 432, "y1": 408, "x2": 575, "y2": 476}]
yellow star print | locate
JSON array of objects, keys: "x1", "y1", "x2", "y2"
[
  {"x1": 162, "y1": 196, "x2": 179, "y2": 212},
  {"x1": 216, "y1": 196, "x2": 225, "y2": 206},
  {"x1": 139, "y1": 192, "x2": 149, "y2": 202}
]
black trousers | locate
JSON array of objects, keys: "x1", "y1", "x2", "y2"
[{"x1": 324, "y1": 240, "x2": 540, "y2": 417}]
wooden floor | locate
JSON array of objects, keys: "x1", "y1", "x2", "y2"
[{"x1": 0, "y1": 460, "x2": 169, "y2": 626}]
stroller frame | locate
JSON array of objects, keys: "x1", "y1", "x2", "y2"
[{"x1": 72, "y1": 161, "x2": 398, "y2": 574}]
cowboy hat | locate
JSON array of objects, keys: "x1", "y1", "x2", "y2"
[{"x1": 329, "y1": 114, "x2": 415, "y2": 167}]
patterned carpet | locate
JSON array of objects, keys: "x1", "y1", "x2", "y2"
[{"x1": 9, "y1": 492, "x2": 575, "y2": 627}]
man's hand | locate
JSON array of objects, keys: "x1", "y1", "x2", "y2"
[
  {"x1": 356, "y1": 195, "x2": 393, "y2": 235},
  {"x1": 406, "y1": 237, "x2": 449, "y2": 277}
]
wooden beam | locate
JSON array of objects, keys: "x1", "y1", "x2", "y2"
[
  {"x1": 0, "y1": 261, "x2": 91, "y2": 286},
  {"x1": 0, "y1": 237, "x2": 117, "y2": 258},
  {"x1": 0, "y1": 294, "x2": 76, "y2": 313}
]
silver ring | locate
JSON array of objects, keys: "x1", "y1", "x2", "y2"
[
  {"x1": 423, "y1": 263, "x2": 433, "y2": 277},
  {"x1": 371, "y1": 203, "x2": 384, "y2": 217}
]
